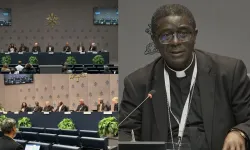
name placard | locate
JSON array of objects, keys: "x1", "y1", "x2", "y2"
[
  {"x1": 33, "y1": 52, "x2": 38, "y2": 54},
  {"x1": 14, "y1": 112, "x2": 19, "y2": 114},
  {"x1": 48, "y1": 52, "x2": 54, "y2": 55},
  {"x1": 28, "y1": 112, "x2": 33, "y2": 114},
  {"x1": 83, "y1": 111, "x2": 91, "y2": 115},
  {"x1": 43, "y1": 112, "x2": 50, "y2": 115},
  {"x1": 64, "y1": 112, "x2": 71, "y2": 115},
  {"x1": 103, "y1": 111, "x2": 112, "y2": 115}
]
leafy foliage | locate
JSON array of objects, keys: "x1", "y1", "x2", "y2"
[
  {"x1": 1, "y1": 55, "x2": 11, "y2": 64},
  {"x1": 92, "y1": 55, "x2": 104, "y2": 65},
  {"x1": 58, "y1": 118, "x2": 76, "y2": 130},
  {"x1": 65, "y1": 56, "x2": 77, "y2": 65},
  {"x1": 29, "y1": 56, "x2": 38, "y2": 64},
  {"x1": 98, "y1": 117, "x2": 118, "y2": 137},
  {"x1": 18, "y1": 117, "x2": 32, "y2": 128}
]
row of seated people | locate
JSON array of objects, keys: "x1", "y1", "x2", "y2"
[
  {"x1": 62, "y1": 64, "x2": 118, "y2": 74},
  {"x1": 7, "y1": 42, "x2": 98, "y2": 53},
  {"x1": 17, "y1": 97, "x2": 118, "y2": 113},
  {"x1": 1, "y1": 62, "x2": 38, "y2": 74},
  {"x1": 0, "y1": 118, "x2": 110, "y2": 150}
]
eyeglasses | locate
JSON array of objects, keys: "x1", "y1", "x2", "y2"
[{"x1": 158, "y1": 31, "x2": 194, "y2": 44}]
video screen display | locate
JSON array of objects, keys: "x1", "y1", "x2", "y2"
[
  {"x1": 0, "y1": 8, "x2": 12, "y2": 26},
  {"x1": 4, "y1": 74, "x2": 34, "y2": 85},
  {"x1": 93, "y1": 7, "x2": 118, "y2": 25}
]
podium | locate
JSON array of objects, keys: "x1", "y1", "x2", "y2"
[{"x1": 118, "y1": 141, "x2": 191, "y2": 150}]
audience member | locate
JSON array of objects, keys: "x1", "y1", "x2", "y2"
[
  {"x1": 22, "y1": 63, "x2": 36, "y2": 74},
  {"x1": 0, "y1": 118, "x2": 24, "y2": 150},
  {"x1": 15, "y1": 61, "x2": 24, "y2": 72},
  {"x1": 9, "y1": 68, "x2": 19, "y2": 74},
  {"x1": 1, "y1": 64, "x2": 10, "y2": 72}
]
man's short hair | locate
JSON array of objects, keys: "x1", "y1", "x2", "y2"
[
  {"x1": 18, "y1": 61, "x2": 22, "y2": 65},
  {"x1": 151, "y1": 4, "x2": 196, "y2": 35},
  {"x1": 1, "y1": 118, "x2": 16, "y2": 134}
]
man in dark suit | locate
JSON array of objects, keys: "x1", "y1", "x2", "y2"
[
  {"x1": 46, "y1": 43, "x2": 54, "y2": 52},
  {"x1": 88, "y1": 42, "x2": 97, "y2": 51},
  {"x1": 97, "y1": 98, "x2": 105, "y2": 112},
  {"x1": 76, "y1": 99, "x2": 88, "y2": 112},
  {"x1": 18, "y1": 43, "x2": 29, "y2": 52},
  {"x1": 112, "y1": 97, "x2": 118, "y2": 112},
  {"x1": 0, "y1": 118, "x2": 24, "y2": 150},
  {"x1": 119, "y1": 4, "x2": 250, "y2": 150},
  {"x1": 33, "y1": 101, "x2": 43, "y2": 112},
  {"x1": 55, "y1": 101, "x2": 68, "y2": 112},
  {"x1": 77, "y1": 42, "x2": 85, "y2": 52},
  {"x1": 8, "y1": 43, "x2": 17, "y2": 53},
  {"x1": 32, "y1": 42, "x2": 41, "y2": 52},
  {"x1": 63, "y1": 42, "x2": 71, "y2": 52},
  {"x1": 43, "y1": 101, "x2": 54, "y2": 112}
]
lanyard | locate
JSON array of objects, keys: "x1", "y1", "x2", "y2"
[{"x1": 164, "y1": 54, "x2": 197, "y2": 144}]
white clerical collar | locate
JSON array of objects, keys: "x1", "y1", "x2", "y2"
[{"x1": 165, "y1": 53, "x2": 195, "y2": 78}]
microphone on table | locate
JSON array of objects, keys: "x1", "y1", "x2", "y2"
[{"x1": 118, "y1": 90, "x2": 156, "y2": 127}]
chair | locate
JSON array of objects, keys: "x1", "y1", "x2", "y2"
[
  {"x1": 51, "y1": 144, "x2": 81, "y2": 150},
  {"x1": 21, "y1": 131, "x2": 39, "y2": 141},
  {"x1": 87, "y1": 70, "x2": 101, "y2": 74},
  {"x1": 14, "y1": 139, "x2": 27, "y2": 147},
  {"x1": 0, "y1": 131, "x2": 3, "y2": 137},
  {"x1": 15, "y1": 131, "x2": 22, "y2": 139},
  {"x1": 79, "y1": 130, "x2": 99, "y2": 138},
  {"x1": 73, "y1": 64, "x2": 83, "y2": 68},
  {"x1": 83, "y1": 64, "x2": 94, "y2": 68},
  {"x1": 61, "y1": 129, "x2": 79, "y2": 136},
  {"x1": 57, "y1": 135, "x2": 81, "y2": 147},
  {"x1": 80, "y1": 137, "x2": 108, "y2": 150},
  {"x1": 32, "y1": 127, "x2": 45, "y2": 133},
  {"x1": 28, "y1": 141, "x2": 51, "y2": 150},
  {"x1": 19, "y1": 127, "x2": 33, "y2": 132},
  {"x1": 38, "y1": 133, "x2": 57, "y2": 144},
  {"x1": 45, "y1": 128, "x2": 61, "y2": 135}
]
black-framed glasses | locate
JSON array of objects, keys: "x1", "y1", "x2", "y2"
[{"x1": 158, "y1": 31, "x2": 194, "y2": 44}]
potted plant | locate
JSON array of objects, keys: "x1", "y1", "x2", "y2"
[
  {"x1": 1, "y1": 55, "x2": 11, "y2": 64},
  {"x1": 92, "y1": 55, "x2": 104, "y2": 65},
  {"x1": 65, "y1": 56, "x2": 77, "y2": 65},
  {"x1": 29, "y1": 56, "x2": 38, "y2": 64},
  {"x1": 58, "y1": 118, "x2": 76, "y2": 130},
  {"x1": 0, "y1": 115, "x2": 7, "y2": 129},
  {"x1": 98, "y1": 117, "x2": 118, "y2": 138},
  {"x1": 18, "y1": 117, "x2": 32, "y2": 128}
]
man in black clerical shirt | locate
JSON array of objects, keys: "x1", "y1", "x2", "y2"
[
  {"x1": 119, "y1": 4, "x2": 250, "y2": 150},
  {"x1": 46, "y1": 43, "x2": 54, "y2": 52},
  {"x1": 19, "y1": 43, "x2": 29, "y2": 52},
  {"x1": 0, "y1": 118, "x2": 24, "y2": 150},
  {"x1": 33, "y1": 101, "x2": 43, "y2": 112},
  {"x1": 32, "y1": 42, "x2": 41, "y2": 52},
  {"x1": 76, "y1": 99, "x2": 88, "y2": 112},
  {"x1": 63, "y1": 42, "x2": 71, "y2": 52},
  {"x1": 43, "y1": 101, "x2": 54, "y2": 112},
  {"x1": 77, "y1": 42, "x2": 85, "y2": 52}
]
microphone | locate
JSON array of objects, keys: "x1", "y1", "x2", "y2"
[{"x1": 118, "y1": 90, "x2": 156, "y2": 127}]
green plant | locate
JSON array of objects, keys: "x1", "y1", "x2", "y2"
[
  {"x1": 65, "y1": 56, "x2": 77, "y2": 65},
  {"x1": 98, "y1": 117, "x2": 118, "y2": 137},
  {"x1": 58, "y1": 118, "x2": 75, "y2": 130},
  {"x1": 1, "y1": 55, "x2": 11, "y2": 64},
  {"x1": 0, "y1": 115, "x2": 7, "y2": 129},
  {"x1": 92, "y1": 55, "x2": 104, "y2": 65},
  {"x1": 29, "y1": 56, "x2": 38, "y2": 64},
  {"x1": 18, "y1": 117, "x2": 32, "y2": 128}
]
